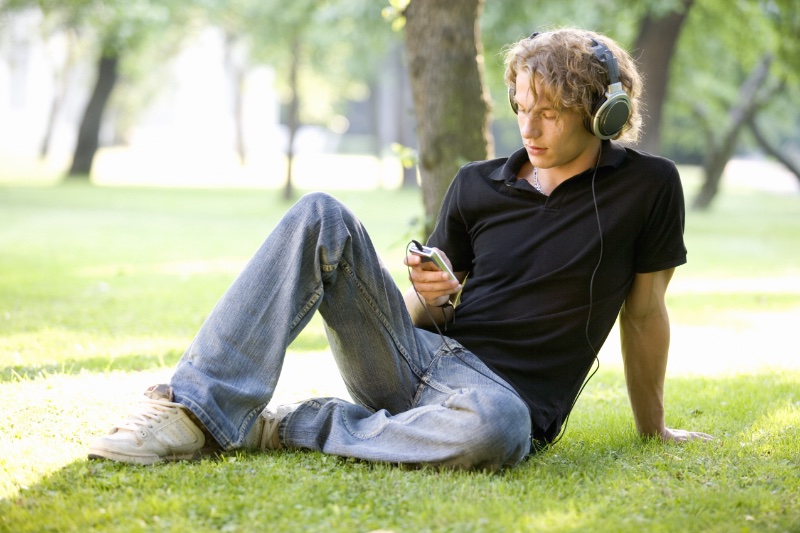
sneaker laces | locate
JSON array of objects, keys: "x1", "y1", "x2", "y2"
[
  {"x1": 260, "y1": 409, "x2": 281, "y2": 449},
  {"x1": 114, "y1": 397, "x2": 184, "y2": 434}
]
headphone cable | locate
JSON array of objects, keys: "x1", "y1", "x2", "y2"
[
  {"x1": 547, "y1": 143, "x2": 604, "y2": 447},
  {"x1": 409, "y1": 143, "x2": 605, "y2": 450}
]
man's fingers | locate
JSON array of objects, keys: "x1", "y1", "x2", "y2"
[
  {"x1": 685, "y1": 431, "x2": 714, "y2": 441},
  {"x1": 664, "y1": 428, "x2": 715, "y2": 442}
]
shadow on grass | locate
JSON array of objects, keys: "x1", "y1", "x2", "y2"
[
  {"x1": 2, "y1": 371, "x2": 798, "y2": 532},
  {"x1": 1, "y1": 331, "x2": 331, "y2": 383},
  {"x1": 0, "y1": 351, "x2": 185, "y2": 382}
]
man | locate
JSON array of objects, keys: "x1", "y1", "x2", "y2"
[{"x1": 89, "y1": 28, "x2": 711, "y2": 470}]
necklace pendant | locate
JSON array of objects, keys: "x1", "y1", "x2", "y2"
[{"x1": 533, "y1": 166, "x2": 543, "y2": 193}]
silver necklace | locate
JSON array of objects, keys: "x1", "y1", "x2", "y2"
[{"x1": 533, "y1": 166, "x2": 542, "y2": 193}]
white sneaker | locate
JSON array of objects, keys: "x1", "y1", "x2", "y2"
[
  {"x1": 88, "y1": 385, "x2": 207, "y2": 465},
  {"x1": 243, "y1": 403, "x2": 302, "y2": 450}
]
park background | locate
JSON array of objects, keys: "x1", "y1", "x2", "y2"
[{"x1": 1, "y1": 0, "x2": 798, "y2": 532}]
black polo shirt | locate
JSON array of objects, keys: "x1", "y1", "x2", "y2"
[{"x1": 427, "y1": 141, "x2": 687, "y2": 442}]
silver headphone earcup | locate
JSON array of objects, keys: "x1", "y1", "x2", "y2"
[{"x1": 591, "y1": 90, "x2": 631, "y2": 139}]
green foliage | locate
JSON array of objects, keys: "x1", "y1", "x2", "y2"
[
  {"x1": 3, "y1": 0, "x2": 797, "y2": 166},
  {"x1": 391, "y1": 142, "x2": 418, "y2": 170},
  {"x1": 764, "y1": 0, "x2": 800, "y2": 77},
  {"x1": 382, "y1": 0, "x2": 409, "y2": 31},
  {"x1": 203, "y1": 0, "x2": 398, "y2": 126},
  {"x1": 672, "y1": 0, "x2": 774, "y2": 114},
  {"x1": 2, "y1": 0, "x2": 195, "y2": 54},
  {"x1": 655, "y1": 0, "x2": 799, "y2": 161},
  {"x1": 480, "y1": 0, "x2": 800, "y2": 162}
]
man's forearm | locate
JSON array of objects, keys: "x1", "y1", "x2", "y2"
[{"x1": 619, "y1": 310, "x2": 670, "y2": 437}]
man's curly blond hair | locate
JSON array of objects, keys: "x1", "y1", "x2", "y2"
[{"x1": 504, "y1": 28, "x2": 643, "y2": 143}]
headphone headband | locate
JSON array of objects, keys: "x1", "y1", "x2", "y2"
[{"x1": 590, "y1": 40, "x2": 621, "y2": 85}]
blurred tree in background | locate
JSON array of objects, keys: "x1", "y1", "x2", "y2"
[
  {"x1": 0, "y1": 0, "x2": 398, "y2": 193},
  {"x1": 673, "y1": 0, "x2": 800, "y2": 208},
  {"x1": 204, "y1": 0, "x2": 394, "y2": 199},
  {"x1": 1, "y1": 0, "x2": 196, "y2": 178},
  {"x1": 403, "y1": 0, "x2": 492, "y2": 234},
  {"x1": 481, "y1": 0, "x2": 800, "y2": 209},
  {"x1": 0, "y1": 0, "x2": 798, "y2": 212}
]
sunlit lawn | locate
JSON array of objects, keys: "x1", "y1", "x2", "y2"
[{"x1": 0, "y1": 163, "x2": 798, "y2": 532}]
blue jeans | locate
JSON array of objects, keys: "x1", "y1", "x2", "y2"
[{"x1": 171, "y1": 192, "x2": 531, "y2": 470}]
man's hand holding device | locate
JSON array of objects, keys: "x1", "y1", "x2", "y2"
[
  {"x1": 409, "y1": 242, "x2": 456, "y2": 280},
  {"x1": 406, "y1": 240, "x2": 460, "y2": 308}
]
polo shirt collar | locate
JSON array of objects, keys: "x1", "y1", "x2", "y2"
[{"x1": 490, "y1": 140, "x2": 626, "y2": 185}]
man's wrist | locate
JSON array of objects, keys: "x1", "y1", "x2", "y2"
[{"x1": 429, "y1": 293, "x2": 456, "y2": 309}]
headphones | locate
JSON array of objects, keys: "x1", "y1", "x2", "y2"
[{"x1": 508, "y1": 32, "x2": 632, "y2": 140}]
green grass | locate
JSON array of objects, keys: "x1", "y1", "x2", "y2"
[
  {"x1": 0, "y1": 184, "x2": 421, "y2": 381},
  {"x1": 1, "y1": 179, "x2": 799, "y2": 532}
]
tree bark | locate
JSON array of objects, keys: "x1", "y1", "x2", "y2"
[
  {"x1": 632, "y1": 0, "x2": 694, "y2": 155},
  {"x1": 404, "y1": 0, "x2": 492, "y2": 236},
  {"x1": 692, "y1": 53, "x2": 773, "y2": 210},
  {"x1": 67, "y1": 52, "x2": 119, "y2": 179}
]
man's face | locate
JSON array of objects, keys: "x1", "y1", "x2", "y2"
[{"x1": 513, "y1": 71, "x2": 599, "y2": 179}]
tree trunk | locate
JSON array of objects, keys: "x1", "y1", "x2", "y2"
[
  {"x1": 393, "y1": 46, "x2": 418, "y2": 189},
  {"x1": 67, "y1": 52, "x2": 119, "y2": 179},
  {"x1": 748, "y1": 117, "x2": 800, "y2": 185},
  {"x1": 224, "y1": 33, "x2": 247, "y2": 165},
  {"x1": 375, "y1": 44, "x2": 418, "y2": 188},
  {"x1": 40, "y1": 83, "x2": 63, "y2": 159},
  {"x1": 284, "y1": 37, "x2": 301, "y2": 201},
  {"x1": 632, "y1": 0, "x2": 694, "y2": 155},
  {"x1": 233, "y1": 68, "x2": 246, "y2": 165},
  {"x1": 41, "y1": 30, "x2": 77, "y2": 160},
  {"x1": 693, "y1": 53, "x2": 773, "y2": 210},
  {"x1": 404, "y1": 0, "x2": 493, "y2": 236}
]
